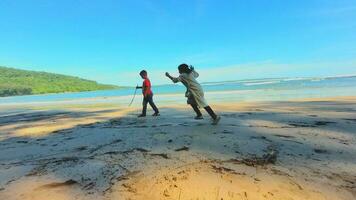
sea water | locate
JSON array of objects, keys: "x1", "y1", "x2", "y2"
[{"x1": 1, "y1": 76, "x2": 356, "y2": 105}]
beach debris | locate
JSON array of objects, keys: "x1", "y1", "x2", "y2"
[
  {"x1": 270, "y1": 168, "x2": 292, "y2": 177},
  {"x1": 288, "y1": 122, "x2": 316, "y2": 128},
  {"x1": 84, "y1": 182, "x2": 96, "y2": 190},
  {"x1": 250, "y1": 135, "x2": 273, "y2": 142},
  {"x1": 121, "y1": 148, "x2": 151, "y2": 154},
  {"x1": 89, "y1": 139, "x2": 122, "y2": 154},
  {"x1": 52, "y1": 129, "x2": 73, "y2": 134},
  {"x1": 122, "y1": 183, "x2": 137, "y2": 193},
  {"x1": 288, "y1": 121, "x2": 336, "y2": 128},
  {"x1": 35, "y1": 179, "x2": 78, "y2": 190},
  {"x1": 179, "y1": 123, "x2": 189, "y2": 127},
  {"x1": 159, "y1": 123, "x2": 174, "y2": 127},
  {"x1": 262, "y1": 146, "x2": 278, "y2": 164},
  {"x1": 211, "y1": 165, "x2": 235, "y2": 174},
  {"x1": 343, "y1": 118, "x2": 356, "y2": 122},
  {"x1": 64, "y1": 136, "x2": 75, "y2": 141},
  {"x1": 314, "y1": 121, "x2": 336, "y2": 126},
  {"x1": 290, "y1": 180, "x2": 303, "y2": 190},
  {"x1": 273, "y1": 134, "x2": 295, "y2": 138},
  {"x1": 175, "y1": 146, "x2": 189, "y2": 151},
  {"x1": 134, "y1": 125, "x2": 148, "y2": 128},
  {"x1": 16, "y1": 140, "x2": 29, "y2": 144},
  {"x1": 150, "y1": 153, "x2": 169, "y2": 159},
  {"x1": 117, "y1": 171, "x2": 141, "y2": 182},
  {"x1": 103, "y1": 151, "x2": 121, "y2": 155},
  {"x1": 75, "y1": 146, "x2": 88, "y2": 151},
  {"x1": 25, "y1": 156, "x2": 80, "y2": 176},
  {"x1": 273, "y1": 134, "x2": 303, "y2": 144},
  {"x1": 222, "y1": 130, "x2": 233, "y2": 134},
  {"x1": 108, "y1": 118, "x2": 122, "y2": 126},
  {"x1": 228, "y1": 146, "x2": 278, "y2": 166},
  {"x1": 163, "y1": 189, "x2": 171, "y2": 197},
  {"x1": 135, "y1": 148, "x2": 150, "y2": 152},
  {"x1": 81, "y1": 123, "x2": 99, "y2": 128},
  {"x1": 314, "y1": 148, "x2": 329, "y2": 154}
]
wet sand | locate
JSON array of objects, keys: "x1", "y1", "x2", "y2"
[{"x1": 0, "y1": 97, "x2": 355, "y2": 200}]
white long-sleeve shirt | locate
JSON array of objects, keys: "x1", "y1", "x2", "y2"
[{"x1": 170, "y1": 70, "x2": 208, "y2": 108}]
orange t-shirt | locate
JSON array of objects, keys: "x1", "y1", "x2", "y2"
[{"x1": 142, "y1": 78, "x2": 153, "y2": 96}]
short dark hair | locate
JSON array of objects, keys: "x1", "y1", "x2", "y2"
[
  {"x1": 139, "y1": 70, "x2": 147, "y2": 76},
  {"x1": 178, "y1": 63, "x2": 192, "y2": 74}
]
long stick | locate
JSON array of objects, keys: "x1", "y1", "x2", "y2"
[{"x1": 128, "y1": 86, "x2": 138, "y2": 107}]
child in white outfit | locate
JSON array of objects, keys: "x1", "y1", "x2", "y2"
[{"x1": 166, "y1": 64, "x2": 221, "y2": 125}]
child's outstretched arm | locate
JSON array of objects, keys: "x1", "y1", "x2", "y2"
[{"x1": 165, "y1": 72, "x2": 180, "y2": 83}]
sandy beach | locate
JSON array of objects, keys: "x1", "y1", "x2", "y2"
[{"x1": 0, "y1": 96, "x2": 355, "y2": 200}]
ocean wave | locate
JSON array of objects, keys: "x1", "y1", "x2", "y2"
[
  {"x1": 310, "y1": 78, "x2": 325, "y2": 82},
  {"x1": 282, "y1": 77, "x2": 310, "y2": 81},
  {"x1": 243, "y1": 81, "x2": 280, "y2": 86}
]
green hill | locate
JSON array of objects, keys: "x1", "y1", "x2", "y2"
[{"x1": 0, "y1": 66, "x2": 120, "y2": 97}]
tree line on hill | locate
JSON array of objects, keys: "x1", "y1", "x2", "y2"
[{"x1": 0, "y1": 66, "x2": 120, "y2": 97}]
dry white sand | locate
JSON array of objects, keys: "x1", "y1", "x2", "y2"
[{"x1": 0, "y1": 97, "x2": 355, "y2": 200}]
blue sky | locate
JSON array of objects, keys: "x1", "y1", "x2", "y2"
[{"x1": 1, "y1": 0, "x2": 356, "y2": 85}]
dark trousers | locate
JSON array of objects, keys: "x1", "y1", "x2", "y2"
[
  {"x1": 142, "y1": 94, "x2": 159, "y2": 116},
  {"x1": 191, "y1": 104, "x2": 202, "y2": 116},
  {"x1": 188, "y1": 94, "x2": 217, "y2": 120},
  {"x1": 191, "y1": 104, "x2": 217, "y2": 120}
]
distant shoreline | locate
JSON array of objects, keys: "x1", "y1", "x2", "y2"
[{"x1": 0, "y1": 87, "x2": 130, "y2": 98}]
